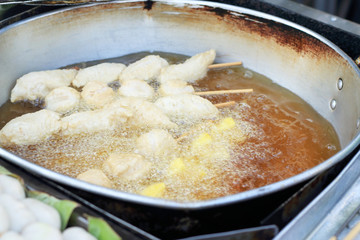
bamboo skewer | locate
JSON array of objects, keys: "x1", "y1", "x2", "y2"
[
  {"x1": 177, "y1": 61, "x2": 244, "y2": 141},
  {"x1": 194, "y1": 89, "x2": 253, "y2": 96},
  {"x1": 176, "y1": 61, "x2": 244, "y2": 142},
  {"x1": 208, "y1": 61, "x2": 243, "y2": 69},
  {"x1": 214, "y1": 101, "x2": 236, "y2": 108}
]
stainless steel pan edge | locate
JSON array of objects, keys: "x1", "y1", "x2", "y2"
[{"x1": 1, "y1": 0, "x2": 360, "y2": 210}]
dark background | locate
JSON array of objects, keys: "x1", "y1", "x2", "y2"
[{"x1": 291, "y1": 0, "x2": 360, "y2": 23}]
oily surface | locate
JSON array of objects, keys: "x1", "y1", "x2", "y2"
[{"x1": 0, "y1": 52, "x2": 340, "y2": 202}]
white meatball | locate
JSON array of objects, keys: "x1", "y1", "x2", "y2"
[
  {"x1": 61, "y1": 107, "x2": 132, "y2": 136},
  {"x1": 0, "y1": 232, "x2": 24, "y2": 240},
  {"x1": 21, "y1": 222, "x2": 62, "y2": 240},
  {"x1": 44, "y1": 86, "x2": 80, "y2": 114},
  {"x1": 120, "y1": 55, "x2": 169, "y2": 83},
  {"x1": 136, "y1": 129, "x2": 179, "y2": 158},
  {"x1": 103, "y1": 153, "x2": 151, "y2": 180},
  {"x1": 72, "y1": 63, "x2": 126, "y2": 88},
  {"x1": 11, "y1": 69, "x2": 77, "y2": 102},
  {"x1": 62, "y1": 227, "x2": 96, "y2": 240},
  {"x1": 158, "y1": 49, "x2": 215, "y2": 84},
  {"x1": 106, "y1": 98, "x2": 177, "y2": 129},
  {"x1": 76, "y1": 169, "x2": 112, "y2": 188},
  {"x1": 0, "y1": 194, "x2": 36, "y2": 232},
  {"x1": 0, "y1": 204, "x2": 10, "y2": 235},
  {"x1": 118, "y1": 79, "x2": 155, "y2": 100},
  {"x1": 0, "y1": 175, "x2": 25, "y2": 200},
  {"x1": 81, "y1": 81, "x2": 115, "y2": 109},
  {"x1": 158, "y1": 79, "x2": 195, "y2": 97},
  {"x1": 154, "y1": 94, "x2": 219, "y2": 124},
  {"x1": 22, "y1": 198, "x2": 61, "y2": 230},
  {"x1": 0, "y1": 109, "x2": 63, "y2": 146}
]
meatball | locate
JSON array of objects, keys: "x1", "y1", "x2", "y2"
[
  {"x1": 158, "y1": 79, "x2": 195, "y2": 97},
  {"x1": 76, "y1": 169, "x2": 112, "y2": 188},
  {"x1": 103, "y1": 153, "x2": 151, "y2": 180},
  {"x1": 106, "y1": 98, "x2": 177, "y2": 129},
  {"x1": 81, "y1": 81, "x2": 115, "y2": 109},
  {"x1": 119, "y1": 55, "x2": 169, "y2": 83},
  {"x1": 44, "y1": 86, "x2": 80, "y2": 114},
  {"x1": 136, "y1": 129, "x2": 179, "y2": 158},
  {"x1": 61, "y1": 107, "x2": 132, "y2": 136},
  {"x1": 154, "y1": 94, "x2": 219, "y2": 124},
  {"x1": 11, "y1": 69, "x2": 77, "y2": 102},
  {"x1": 0, "y1": 110, "x2": 62, "y2": 146},
  {"x1": 157, "y1": 49, "x2": 215, "y2": 84},
  {"x1": 72, "y1": 63, "x2": 125, "y2": 88},
  {"x1": 118, "y1": 79, "x2": 155, "y2": 100}
]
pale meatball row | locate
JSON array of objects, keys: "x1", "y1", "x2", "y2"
[
  {"x1": 0, "y1": 174, "x2": 96, "y2": 240},
  {"x1": 1, "y1": 54, "x2": 219, "y2": 145},
  {"x1": 0, "y1": 96, "x2": 181, "y2": 146},
  {"x1": 3, "y1": 50, "x2": 220, "y2": 194},
  {"x1": 10, "y1": 69, "x2": 77, "y2": 103},
  {"x1": 10, "y1": 49, "x2": 216, "y2": 105}
]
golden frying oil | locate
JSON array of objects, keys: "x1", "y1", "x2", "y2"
[{"x1": 0, "y1": 52, "x2": 340, "y2": 202}]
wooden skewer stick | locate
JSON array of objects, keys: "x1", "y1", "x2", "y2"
[
  {"x1": 208, "y1": 61, "x2": 243, "y2": 69},
  {"x1": 195, "y1": 89, "x2": 253, "y2": 96},
  {"x1": 214, "y1": 101, "x2": 236, "y2": 108}
]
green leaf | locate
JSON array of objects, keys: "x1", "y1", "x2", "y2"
[
  {"x1": 88, "y1": 216, "x2": 122, "y2": 240},
  {"x1": 27, "y1": 191, "x2": 78, "y2": 230}
]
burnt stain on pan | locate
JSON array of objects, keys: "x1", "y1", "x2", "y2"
[
  {"x1": 207, "y1": 6, "x2": 229, "y2": 18},
  {"x1": 52, "y1": 0, "x2": 340, "y2": 63},
  {"x1": 144, "y1": 0, "x2": 154, "y2": 11},
  {"x1": 201, "y1": 5, "x2": 332, "y2": 59}
]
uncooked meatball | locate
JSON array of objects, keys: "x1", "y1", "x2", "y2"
[
  {"x1": 22, "y1": 198, "x2": 61, "y2": 230},
  {"x1": 21, "y1": 222, "x2": 63, "y2": 240},
  {"x1": 0, "y1": 194, "x2": 36, "y2": 233},
  {"x1": 0, "y1": 231, "x2": 24, "y2": 240},
  {"x1": 0, "y1": 175, "x2": 25, "y2": 200},
  {"x1": 0, "y1": 204, "x2": 10, "y2": 235},
  {"x1": 62, "y1": 227, "x2": 97, "y2": 240}
]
